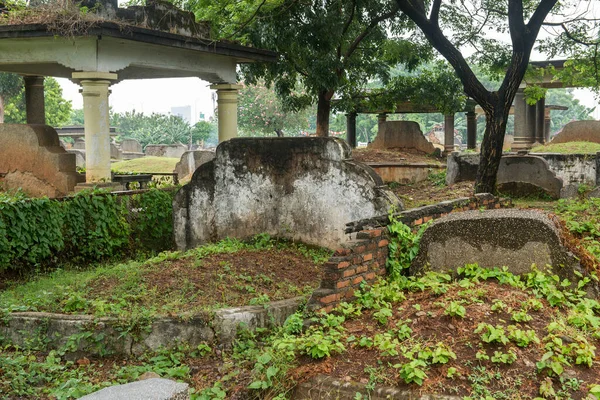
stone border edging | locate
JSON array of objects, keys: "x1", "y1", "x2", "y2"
[
  {"x1": 293, "y1": 375, "x2": 460, "y2": 400},
  {"x1": 0, "y1": 297, "x2": 303, "y2": 356}
]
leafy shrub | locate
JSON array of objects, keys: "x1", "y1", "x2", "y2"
[
  {"x1": 387, "y1": 212, "x2": 430, "y2": 279},
  {"x1": 0, "y1": 188, "x2": 176, "y2": 272}
]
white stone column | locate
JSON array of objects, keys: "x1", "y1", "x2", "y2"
[
  {"x1": 72, "y1": 72, "x2": 117, "y2": 184},
  {"x1": 210, "y1": 83, "x2": 242, "y2": 143}
]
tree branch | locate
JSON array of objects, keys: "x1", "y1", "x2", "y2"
[
  {"x1": 429, "y1": 0, "x2": 442, "y2": 26},
  {"x1": 343, "y1": 2, "x2": 400, "y2": 61},
  {"x1": 338, "y1": 0, "x2": 357, "y2": 60},
  {"x1": 224, "y1": 0, "x2": 268, "y2": 40}
]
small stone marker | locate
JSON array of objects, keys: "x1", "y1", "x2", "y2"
[{"x1": 78, "y1": 378, "x2": 189, "y2": 400}]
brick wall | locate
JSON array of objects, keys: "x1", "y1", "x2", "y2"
[{"x1": 308, "y1": 194, "x2": 512, "y2": 312}]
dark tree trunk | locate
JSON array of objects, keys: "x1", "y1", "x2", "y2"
[
  {"x1": 0, "y1": 95, "x2": 4, "y2": 124},
  {"x1": 316, "y1": 89, "x2": 334, "y2": 137},
  {"x1": 475, "y1": 106, "x2": 510, "y2": 193},
  {"x1": 275, "y1": 129, "x2": 284, "y2": 137}
]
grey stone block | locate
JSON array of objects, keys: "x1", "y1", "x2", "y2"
[{"x1": 79, "y1": 378, "x2": 189, "y2": 400}]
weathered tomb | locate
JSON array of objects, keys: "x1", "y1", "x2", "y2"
[
  {"x1": 0, "y1": 124, "x2": 79, "y2": 197},
  {"x1": 174, "y1": 150, "x2": 215, "y2": 180},
  {"x1": 411, "y1": 209, "x2": 589, "y2": 286},
  {"x1": 173, "y1": 137, "x2": 402, "y2": 250},
  {"x1": 145, "y1": 144, "x2": 187, "y2": 159},
  {"x1": 369, "y1": 121, "x2": 436, "y2": 154},
  {"x1": 447, "y1": 153, "x2": 564, "y2": 198},
  {"x1": 121, "y1": 138, "x2": 143, "y2": 153},
  {"x1": 550, "y1": 120, "x2": 600, "y2": 144}
]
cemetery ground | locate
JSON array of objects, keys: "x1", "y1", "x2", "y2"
[
  {"x1": 2, "y1": 149, "x2": 600, "y2": 399},
  {"x1": 110, "y1": 156, "x2": 180, "y2": 174}
]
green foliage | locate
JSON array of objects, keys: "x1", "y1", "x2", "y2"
[
  {"x1": 474, "y1": 323, "x2": 509, "y2": 345},
  {"x1": 427, "y1": 169, "x2": 447, "y2": 187},
  {"x1": 395, "y1": 358, "x2": 428, "y2": 385},
  {"x1": 444, "y1": 301, "x2": 466, "y2": 318},
  {"x1": 0, "y1": 189, "x2": 176, "y2": 271},
  {"x1": 111, "y1": 110, "x2": 216, "y2": 148},
  {"x1": 386, "y1": 213, "x2": 430, "y2": 279}
]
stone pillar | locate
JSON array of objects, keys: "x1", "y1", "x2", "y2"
[
  {"x1": 525, "y1": 101, "x2": 537, "y2": 146},
  {"x1": 23, "y1": 75, "x2": 45, "y2": 125},
  {"x1": 535, "y1": 97, "x2": 546, "y2": 144},
  {"x1": 444, "y1": 113, "x2": 455, "y2": 153},
  {"x1": 544, "y1": 109, "x2": 552, "y2": 143},
  {"x1": 210, "y1": 84, "x2": 242, "y2": 143},
  {"x1": 376, "y1": 113, "x2": 387, "y2": 141},
  {"x1": 346, "y1": 112, "x2": 357, "y2": 148},
  {"x1": 72, "y1": 72, "x2": 117, "y2": 184},
  {"x1": 466, "y1": 111, "x2": 477, "y2": 150},
  {"x1": 512, "y1": 89, "x2": 532, "y2": 150}
]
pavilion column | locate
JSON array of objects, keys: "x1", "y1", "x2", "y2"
[
  {"x1": 525, "y1": 101, "x2": 537, "y2": 147},
  {"x1": 444, "y1": 113, "x2": 455, "y2": 153},
  {"x1": 376, "y1": 113, "x2": 387, "y2": 139},
  {"x1": 23, "y1": 75, "x2": 46, "y2": 125},
  {"x1": 210, "y1": 83, "x2": 242, "y2": 143},
  {"x1": 346, "y1": 112, "x2": 357, "y2": 148},
  {"x1": 512, "y1": 89, "x2": 532, "y2": 150},
  {"x1": 73, "y1": 72, "x2": 117, "y2": 184},
  {"x1": 535, "y1": 97, "x2": 546, "y2": 144},
  {"x1": 466, "y1": 111, "x2": 477, "y2": 150},
  {"x1": 544, "y1": 109, "x2": 552, "y2": 143}
]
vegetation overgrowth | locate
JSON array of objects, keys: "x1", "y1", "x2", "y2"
[
  {"x1": 0, "y1": 188, "x2": 175, "y2": 273},
  {"x1": 110, "y1": 157, "x2": 180, "y2": 174},
  {"x1": 531, "y1": 142, "x2": 600, "y2": 154},
  {"x1": 0, "y1": 235, "x2": 331, "y2": 318}
]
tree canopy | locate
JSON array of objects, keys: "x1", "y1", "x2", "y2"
[
  {"x1": 0, "y1": 72, "x2": 22, "y2": 123},
  {"x1": 394, "y1": 0, "x2": 600, "y2": 193},
  {"x1": 193, "y1": 0, "x2": 432, "y2": 136}
]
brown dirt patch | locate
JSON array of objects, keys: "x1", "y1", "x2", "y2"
[
  {"x1": 352, "y1": 148, "x2": 443, "y2": 165},
  {"x1": 391, "y1": 180, "x2": 475, "y2": 209},
  {"x1": 86, "y1": 248, "x2": 324, "y2": 314}
]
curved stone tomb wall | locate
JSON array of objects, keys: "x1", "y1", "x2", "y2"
[
  {"x1": 0, "y1": 124, "x2": 78, "y2": 197},
  {"x1": 173, "y1": 137, "x2": 402, "y2": 250}
]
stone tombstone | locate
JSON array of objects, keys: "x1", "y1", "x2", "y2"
[
  {"x1": 446, "y1": 153, "x2": 563, "y2": 199},
  {"x1": 411, "y1": 209, "x2": 590, "y2": 289},
  {"x1": 110, "y1": 143, "x2": 122, "y2": 160},
  {"x1": 551, "y1": 121, "x2": 600, "y2": 144},
  {"x1": 174, "y1": 150, "x2": 215, "y2": 180},
  {"x1": 173, "y1": 137, "x2": 402, "y2": 250},
  {"x1": 67, "y1": 149, "x2": 86, "y2": 168},
  {"x1": 369, "y1": 121, "x2": 436, "y2": 154},
  {"x1": 145, "y1": 144, "x2": 187, "y2": 159},
  {"x1": 121, "y1": 138, "x2": 143, "y2": 153},
  {"x1": 0, "y1": 124, "x2": 78, "y2": 197},
  {"x1": 73, "y1": 137, "x2": 86, "y2": 150}
]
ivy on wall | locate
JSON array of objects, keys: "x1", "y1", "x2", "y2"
[{"x1": 0, "y1": 189, "x2": 176, "y2": 271}]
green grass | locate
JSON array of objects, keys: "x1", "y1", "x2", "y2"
[
  {"x1": 111, "y1": 156, "x2": 179, "y2": 174},
  {"x1": 530, "y1": 141, "x2": 600, "y2": 154}
]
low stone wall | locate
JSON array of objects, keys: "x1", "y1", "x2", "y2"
[
  {"x1": 145, "y1": 144, "x2": 187, "y2": 158},
  {"x1": 0, "y1": 124, "x2": 78, "y2": 197},
  {"x1": 0, "y1": 297, "x2": 302, "y2": 357},
  {"x1": 174, "y1": 137, "x2": 401, "y2": 250},
  {"x1": 532, "y1": 152, "x2": 599, "y2": 196},
  {"x1": 366, "y1": 163, "x2": 445, "y2": 184},
  {"x1": 308, "y1": 194, "x2": 512, "y2": 312}
]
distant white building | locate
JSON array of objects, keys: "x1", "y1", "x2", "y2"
[{"x1": 171, "y1": 105, "x2": 192, "y2": 124}]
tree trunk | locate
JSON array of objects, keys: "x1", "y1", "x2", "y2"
[
  {"x1": 316, "y1": 90, "x2": 334, "y2": 137},
  {"x1": 475, "y1": 106, "x2": 510, "y2": 194},
  {"x1": 275, "y1": 129, "x2": 284, "y2": 137},
  {"x1": 0, "y1": 95, "x2": 4, "y2": 123}
]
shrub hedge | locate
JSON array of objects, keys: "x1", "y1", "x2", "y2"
[{"x1": 0, "y1": 188, "x2": 176, "y2": 271}]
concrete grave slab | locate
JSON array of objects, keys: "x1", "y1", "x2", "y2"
[
  {"x1": 174, "y1": 137, "x2": 401, "y2": 250},
  {"x1": 174, "y1": 150, "x2": 215, "y2": 180},
  {"x1": 146, "y1": 144, "x2": 187, "y2": 158},
  {"x1": 79, "y1": 378, "x2": 189, "y2": 400},
  {"x1": 411, "y1": 209, "x2": 588, "y2": 287},
  {"x1": 369, "y1": 121, "x2": 435, "y2": 154}
]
